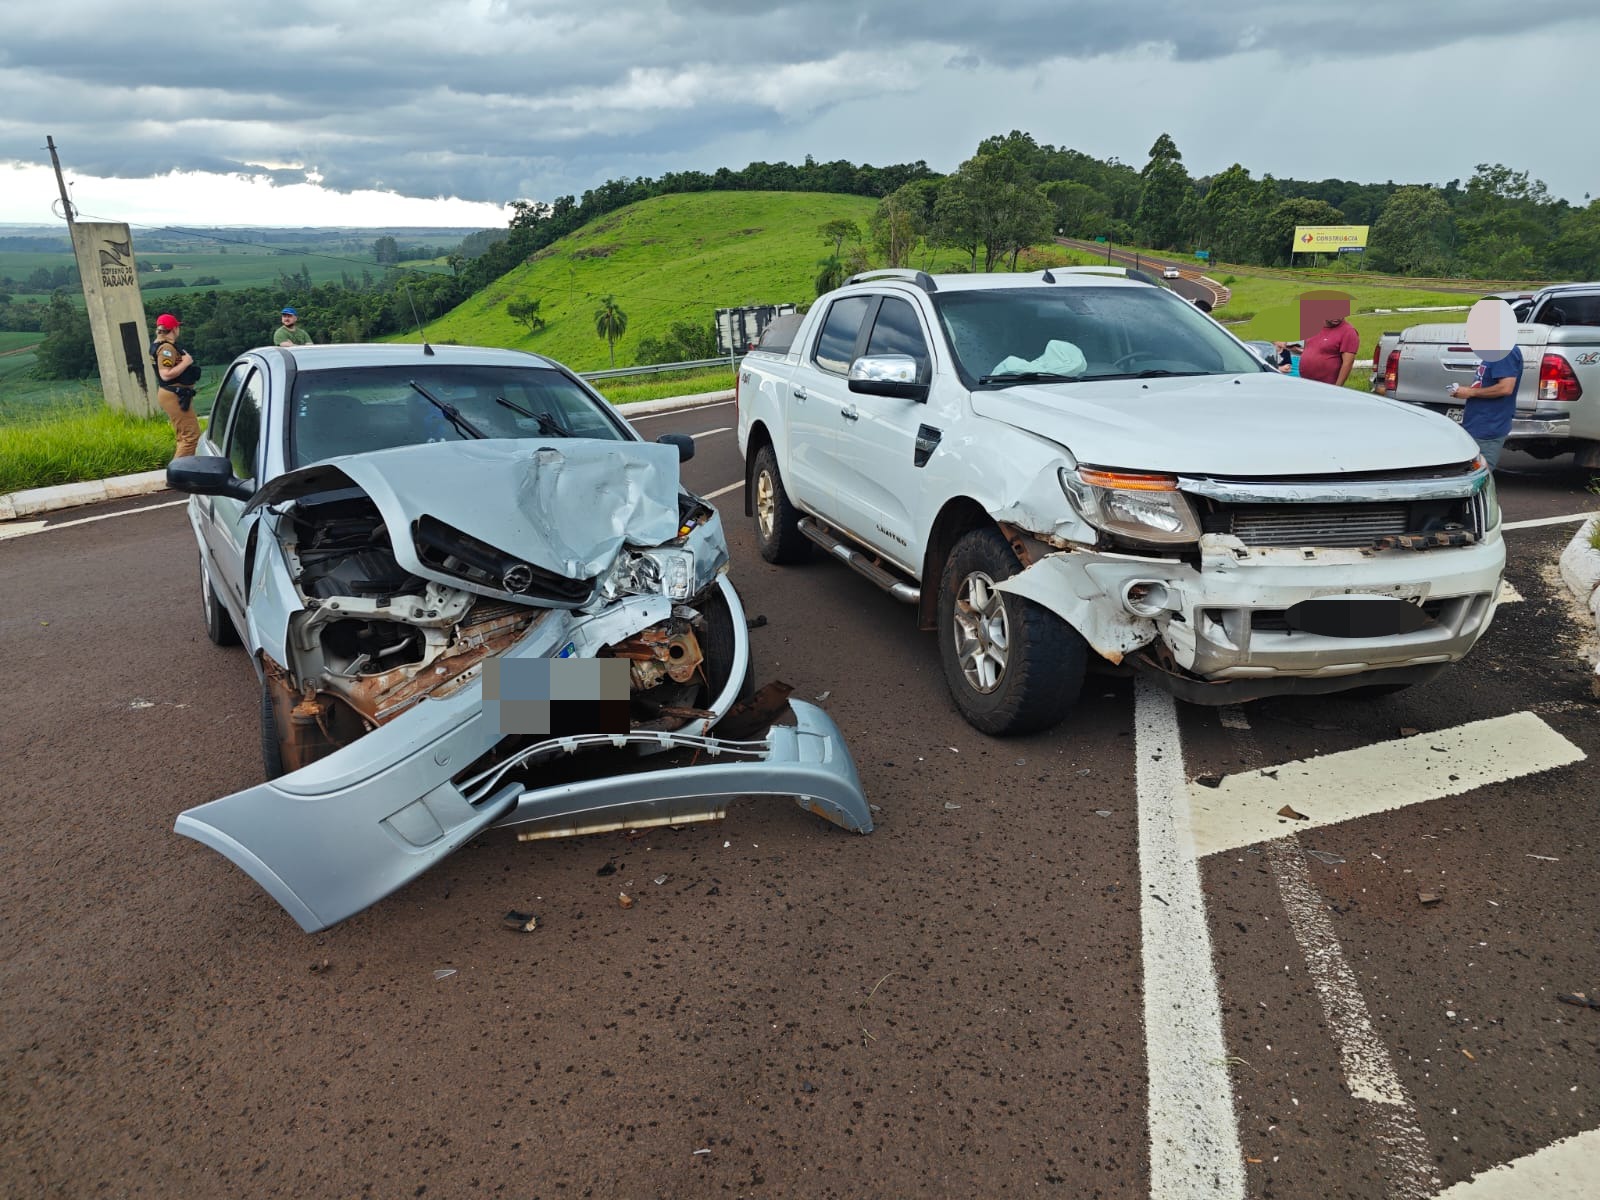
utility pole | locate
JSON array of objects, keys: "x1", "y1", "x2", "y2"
[{"x1": 47, "y1": 135, "x2": 75, "y2": 229}]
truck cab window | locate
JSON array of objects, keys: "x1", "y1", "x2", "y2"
[
  {"x1": 864, "y1": 297, "x2": 931, "y2": 379},
  {"x1": 813, "y1": 296, "x2": 873, "y2": 375}
]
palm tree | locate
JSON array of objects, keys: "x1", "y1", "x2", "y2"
[{"x1": 594, "y1": 295, "x2": 628, "y2": 367}]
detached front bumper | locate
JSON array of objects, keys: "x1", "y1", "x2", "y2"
[
  {"x1": 176, "y1": 700, "x2": 870, "y2": 933},
  {"x1": 997, "y1": 534, "x2": 1506, "y2": 703}
]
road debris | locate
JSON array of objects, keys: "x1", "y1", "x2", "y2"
[
  {"x1": 1303, "y1": 849, "x2": 1345, "y2": 865},
  {"x1": 1094, "y1": 810, "x2": 1113, "y2": 818},
  {"x1": 653, "y1": 875, "x2": 668, "y2": 886},
  {"x1": 746, "y1": 614, "x2": 768, "y2": 629},
  {"x1": 1418, "y1": 891, "x2": 1442, "y2": 905},
  {"x1": 692, "y1": 1148, "x2": 711, "y2": 1156},
  {"x1": 1195, "y1": 774, "x2": 1223, "y2": 788},
  {"x1": 1557, "y1": 992, "x2": 1600, "y2": 1011},
  {"x1": 815, "y1": 691, "x2": 831, "y2": 702},
  {"x1": 501, "y1": 910, "x2": 538, "y2": 932},
  {"x1": 1277, "y1": 805, "x2": 1308, "y2": 821},
  {"x1": 596, "y1": 860, "x2": 618, "y2": 876},
  {"x1": 1462, "y1": 1049, "x2": 1476, "y2": 1061},
  {"x1": 618, "y1": 892, "x2": 634, "y2": 909},
  {"x1": 432, "y1": 968, "x2": 457, "y2": 980},
  {"x1": 309, "y1": 958, "x2": 331, "y2": 974},
  {"x1": 944, "y1": 801, "x2": 961, "y2": 810},
  {"x1": 1525, "y1": 854, "x2": 1560, "y2": 862},
  {"x1": 1399, "y1": 726, "x2": 1421, "y2": 737}
]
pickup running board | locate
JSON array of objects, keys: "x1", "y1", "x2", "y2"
[{"x1": 798, "y1": 518, "x2": 920, "y2": 604}]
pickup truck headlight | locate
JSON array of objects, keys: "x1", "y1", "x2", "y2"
[
  {"x1": 1058, "y1": 467, "x2": 1203, "y2": 546},
  {"x1": 609, "y1": 548, "x2": 696, "y2": 601}
]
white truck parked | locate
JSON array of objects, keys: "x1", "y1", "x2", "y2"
[{"x1": 736, "y1": 268, "x2": 1506, "y2": 734}]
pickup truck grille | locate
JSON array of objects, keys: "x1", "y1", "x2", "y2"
[{"x1": 1207, "y1": 500, "x2": 1479, "y2": 548}]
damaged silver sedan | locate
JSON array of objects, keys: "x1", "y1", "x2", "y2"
[{"x1": 166, "y1": 343, "x2": 870, "y2": 932}]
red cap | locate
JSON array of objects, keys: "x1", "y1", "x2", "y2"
[{"x1": 155, "y1": 313, "x2": 179, "y2": 329}]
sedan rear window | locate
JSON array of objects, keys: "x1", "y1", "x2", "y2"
[{"x1": 289, "y1": 364, "x2": 628, "y2": 468}]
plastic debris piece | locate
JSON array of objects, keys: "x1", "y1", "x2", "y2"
[
  {"x1": 1556, "y1": 992, "x2": 1600, "y2": 1011},
  {"x1": 1418, "y1": 891, "x2": 1442, "y2": 905},
  {"x1": 692, "y1": 1148, "x2": 711, "y2": 1156},
  {"x1": 596, "y1": 861, "x2": 618, "y2": 876},
  {"x1": 1304, "y1": 849, "x2": 1345, "y2": 866},
  {"x1": 746, "y1": 614, "x2": 768, "y2": 629},
  {"x1": 1525, "y1": 854, "x2": 1560, "y2": 862},
  {"x1": 1277, "y1": 805, "x2": 1308, "y2": 821},
  {"x1": 1462, "y1": 1049, "x2": 1476, "y2": 1061},
  {"x1": 800, "y1": 1081, "x2": 816, "y2": 1094},
  {"x1": 1094, "y1": 810, "x2": 1113, "y2": 818},
  {"x1": 433, "y1": 968, "x2": 457, "y2": 980},
  {"x1": 944, "y1": 801, "x2": 961, "y2": 810},
  {"x1": 1399, "y1": 726, "x2": 1421, "y2": 737},
  {"x1": 1260, "y1": 769, "x2": 1279, "y2": 780},
  {"x1": 618, "y1": 893, "x2": 634, "y2": 909},
  {"x1": 869, "y1": 804, "x2": 882, "y2": 813},
  {"x1": 1195, "y1": 774, "x2": 1223, "y2": 788},
  {"x1": 815, "y1": 690, "x2": 831, "y2": 702},
  {"x1": 653, "y1": 875, "x2": 668, "y2": 886},
  {"x1": 309, "y1": 958, "x2": 331, "y2": 974},
  {"x1": 502, "y1": 910, "x2": 538, "y2": 933}
]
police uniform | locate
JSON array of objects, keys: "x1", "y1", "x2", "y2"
[{"x1": 151, "y1": 319, "x2": 201, "y2": 458}]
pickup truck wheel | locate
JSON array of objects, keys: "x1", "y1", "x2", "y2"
[
  {"x1": 937, "y1": 527, "x2": 1086, "y2": 735},
  {"x1": 752, "y1": 445, "x2": 811, "y2": 564},
  {"x1": 1335, "y1": 681, "x2": 1413, "y2": 700},
  {"x1": 200, "y1": 553, "x2": 241, "y2": 647}
]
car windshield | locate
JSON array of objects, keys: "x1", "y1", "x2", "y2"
[
  {"x1": 288, "y1": 363, "x2": 628, "y2": 468},
  {"x1": 931, "y1": 285, "x2": 1266, "y2": 386}
]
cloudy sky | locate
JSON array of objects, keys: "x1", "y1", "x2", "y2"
[{"x1": 2, "y1": 0, "x2": 1593, "y2": 231}]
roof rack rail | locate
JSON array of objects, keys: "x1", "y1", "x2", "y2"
[
  {"x1": 844, "y1": 269, "x2": 938, "y2": 293},
  {"x1": 1051, "y1": 265, "x2": 1161, "y2": 287}
]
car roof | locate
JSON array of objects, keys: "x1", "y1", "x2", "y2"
[{"x1": 261, "y1": 342, "x2": 562, "y2": 372}]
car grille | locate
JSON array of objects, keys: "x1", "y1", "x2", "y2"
[
  {"x1": 1206, "y1": 500, "x2": 1479, "y2": 548},
  {"x1": 1250, "y1": 599, "x2": 1446, "y2": 632}
]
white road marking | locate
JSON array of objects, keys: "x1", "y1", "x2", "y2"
[
  {"x1": 1189, "y1": 712, "x2": 1585, "y2": 857},
  {"x1": 1218, "y1": 706, "x2": 1437, "y2": 1198},
  {"x1": 0, "y1": 498, "x2": 188, "y2": 542},
  {"x1": 1134, "y1": 678, "x2": 1246, "y2": 1200},
  {"x1": 688, "y1": 426, "x2": 732, "y2": 438},
  {"x1": 628, "y1": 399, "x2": 734, "y2": 422},
  {"x1": 702, "y1": 481, "x2": 742, "y2": 500},
  {"x1": 1502, "y1": 511, "x2": 1597, "y2": 531},
  {"x1": 1498, "y1": 580, "x2": 1524, "y2": 604},
  {"x1": 1435, "y1": 1129, "x2": 1600, "y2": 1198}
]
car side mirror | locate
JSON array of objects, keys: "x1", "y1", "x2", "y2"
[
  {"x1": 167, "y1": 455, "x2": 253, "y2": 501},
  {"x1": 656, "y1": 433, "x2": 695, "y2": 463},
  {"x1": 847, "y1": 354, "x2": 929, "y2": 402}
]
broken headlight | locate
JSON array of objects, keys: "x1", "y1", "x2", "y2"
[
  {"x1": 608, "y1": 547, "x2": 696, "y2": 601},
  {"x1": 1058, "y1": 467, "x2": 1203, "y2": 546}
]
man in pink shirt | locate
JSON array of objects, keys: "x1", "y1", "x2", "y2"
[{"x1": 1298, "y1": 314, "x2": 1360, "y2": 387}]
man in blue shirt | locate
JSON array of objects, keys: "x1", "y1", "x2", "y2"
[{"x1": 1448, "y1": 343, "x2": 1524, "y2": 469}]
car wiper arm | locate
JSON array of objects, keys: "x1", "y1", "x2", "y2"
[
  {"x1": 977, "y1": 371, "x2": 1084, "y2": 386},
  {"x1": 1075, "y1": 369, "x2": 1208, "y2": 381},
  {"x1": 408, "y1": 380, "x2": 486, "y2": 439},
  {"x1": 495, "y1": 394, "x2": 567, "y2": 437}
]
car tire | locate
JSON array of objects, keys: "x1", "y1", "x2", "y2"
[
  {"x1": 200, "y1": 554, "x2": 241, "y2": 646},
  {"x1": 697, "y1": 584, "x2": 758, "y2": 706},
  {"x1": 1334, "y1": 681, "x2": 1414, "y2": 700},
  {"x1": 937, "y1": 526, "x2": 1086, "y2": 736},
  {"x1": 751, "y1": 444, "x2": 811, "y2": 565},
  {"x1": 259, "y1": 678, "x2": 285, "y2": 779}
]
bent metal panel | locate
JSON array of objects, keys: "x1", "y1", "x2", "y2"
[{"x1": 68, "y1": 221, "x2": 157, "y2": 417}]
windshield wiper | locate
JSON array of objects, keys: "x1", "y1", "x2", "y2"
[
  {"x1": 977, "y1": 371, "x2": 1085, "y2": 386},
  {"x1": 408, "y1": 380, "x2": 486, "y2": 439},
  {"x1": 495, "y1": 394, "x2": 568, "y2": 437},
  {"x1": 1076, "y1": 369, "x2": 1208, "y2": 382}
]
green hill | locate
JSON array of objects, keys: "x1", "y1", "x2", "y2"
[{"x1": 413, "y1": 191, "x2": 879, "y2": 370}]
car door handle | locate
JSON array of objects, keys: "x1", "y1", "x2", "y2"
[
  {"x1": 792, "y1": 385, "x2": 807, "y2": 400},
  {"x1": 840, "y1": 406, "x2": 859, "y2": 422}
]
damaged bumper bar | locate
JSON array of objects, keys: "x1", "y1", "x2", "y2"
[{"x1": 175, "y1": 700, "x2": 869, "y2": 933}]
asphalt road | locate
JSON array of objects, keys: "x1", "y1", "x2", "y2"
[{"x1": 2, "y1": 403, "x2": 1596, "y2": 1199}]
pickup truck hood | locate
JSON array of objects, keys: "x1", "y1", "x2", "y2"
[{"x1": 970, "y1": 372, "x2": 1480, "y2": 475}]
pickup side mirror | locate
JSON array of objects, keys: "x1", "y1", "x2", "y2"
[
  {"x1": 167, "y1": 455, "x2": 254, "y2": 501},
  {"x1": 847, "y1": 354, "x2": 930, "y2": 402},
  {"x1": 656, "y1": 433, "x2": 695, "y2": 463}
]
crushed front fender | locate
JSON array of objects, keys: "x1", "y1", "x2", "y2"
[{"x1": 174, "y1": 700, "x2": 870, "y2": 933}]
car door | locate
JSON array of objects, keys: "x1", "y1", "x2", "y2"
[
  {"x1": 829, "y1": 295, "x2": 933, "y2": 569},
  {"x1": 783, "y1": 294, "x2": 874, "y2": 512},
  {"x1": 208, "y1": 365, "x2": 267, "y2": 619},
  {"x1": 193, "y1": 362, "x2": 247, "y2": 602}
]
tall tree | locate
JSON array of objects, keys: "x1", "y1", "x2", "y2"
[
  {"x1": 373, "y1": 235, "x2": 399, "y2": 265},
  {"x1": 1367, "y1": 186, "x2": 1455, "y2": 275},
  {"x1": 1135, "y1": 134, "x2": 1192, "y2": 250},
  {"x1": 505, "y1": 296, "x2": 545, "y2": 334},
  {"x1": 934, "y1": 153, "x2": 1052, "y2": 271},
  {"x1": 1259, "y1": 197, "x2": 1346, "y2": 267},
  {"x1": 593, "y1": 295, "x2": 628, "y2": 367},
  {"x1": 818, "y1": 219, "x2": 861, "y2": 260},
  {"x1": 1457, "y1": 163, "x2": 1557, "y2": 278},
  {"x1": 1041, "y1": 181, "x2": 1111, "y2": 238},
  {"x1": 868, "y1": 190, "x2": 924, "y2": 269}
]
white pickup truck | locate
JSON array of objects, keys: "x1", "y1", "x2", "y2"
[
  {"x1": 736, "y1": 268, "x2": 1506, "y2": 734},
  {"x1": 1382, "y1": 282, "x2": 1600, "y2": 468}
]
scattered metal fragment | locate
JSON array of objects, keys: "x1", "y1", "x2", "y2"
[
  {"x1": 1556, "y1": 992, "x2": 1600, "y2": 1011},
  {"x1": 944, "y1": 801, "x2": 961, "y2": 810},
  {"x1": 1195, "y1": 774, "x2": 1223, "y2": 788},
  {"x1": 596, "y1": 861, "x2": 618, "y2": 877},
  {"x1": 1277, "y1": 805, "x2": 1308, "y2": 820},
  {"x1": 1399, "y1": 726, "x2": 1421, "y2": 737},
  {"x1": 1094, "y1": 809, "x2": 1113, "y2": 818},
  {"x1": 1525, "y1": 854, "x2": 1560, "y2": 862},
  {"x1": 501, "y1": 910, "x2": 538, "y2": 933},
  {"x1": 653, "y1": 875, "x2": 668, "y2": 886},
  {"x1": 746, "y1": 614, "x2": 768, "y2": 629},
  {"x1": 1304, "y1": 849, "x2": 1346, "y2": 865},
  {"x1": 432, "y1": 968, "x2": 457, "y2": 980},
  {"x1": 1418, "y1": 891, "x2": 1442, "y2": 905},
  {"x1": 815, "y1": 691, "x2": 831, "y2": 702},
  {"x1": 618, "y1": 893, "x2": 634, "y2": 909},
  {"x1": 692, "y1": 1148, "x2": 711, "y2": 1156}
]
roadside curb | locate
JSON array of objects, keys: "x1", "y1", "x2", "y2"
[
  {"x1": 0, "y1": 391, "x2": 734, "y2": 521},
  {"x1": 1557, "y1": 517, "x2": 1600, "y2": 682}
]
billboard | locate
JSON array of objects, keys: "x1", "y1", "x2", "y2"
[
  {"x1": 1292, "y1": 225, "x2": 1370, "y2": 254},
  {"x1": 67, "y1": 221, "x2": 158, "y2": 416}
]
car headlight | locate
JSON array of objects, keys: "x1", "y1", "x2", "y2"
[
  {"x1": 1476, "y1": 459, "x2": 1501, "y2": 531},
  {"x1": 612, "y1": 548, "x2": 696, "y2": 600},
  {"x1": 1058, "y1": 467, "x2": 1203, "y2": 546}
]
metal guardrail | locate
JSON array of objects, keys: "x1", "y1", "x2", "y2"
[{"x1": 579, "y1": 354, "x2": 745, "y2": 382}]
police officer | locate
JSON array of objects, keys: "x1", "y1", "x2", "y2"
[{"x1": 150, "y1": 313, "x2": 202, "y2": 458}]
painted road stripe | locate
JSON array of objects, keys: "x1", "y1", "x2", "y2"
[
  {"x1": 1502, "y1": 511, "x2": 1596, "y2": 531},
  {"x1": 688, "y1": 425, "x2": 732, "y2": 438},
  {"x1": 1190, "y1": 712, "x2": 1585, "y2": 857},
  {"x1": 0, "y1": 498, "x2": 188, "y2": 542},
  {"x1": 1498, "y1": 580, "x2": 1523, "y2": 604},
  {"x1": 1435, "y1": 1129, "x2": 1600, "y2": 1198},
  {"x1": 703, "y1": 481, "x2": 742, "y2": 500},
  {"x1": 1135, "y1": 678, "x2": 1246, "y2": 1200}
]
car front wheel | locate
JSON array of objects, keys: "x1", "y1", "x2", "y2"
[
  {"x1": 937, "y1": 527, "x2": 1086, "y2": 735},
  {"x1": 200, "y1": 553, "x2": 241, "y2": 646},
  {"x1": 751, "y1": 444, "x2": 811, "y2": 565}
]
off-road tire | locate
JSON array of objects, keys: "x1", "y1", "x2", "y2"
[
  {"x1": 200, "y1": 553, "x2": 241, "y2": 646},
  {"x1": 751, "y1": 444, "x2": 811, "y2": 565},
  {"x1": 937, "y1": 526, "x2": 1086, "y2": 736}
]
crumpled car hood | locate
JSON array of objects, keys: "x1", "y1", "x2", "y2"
[
  {"x1": 246, "y1": 438, "x2": 683, "y2": 595},
  {"x1": 970, "y1": 372, "x2": 1482, "y2": 475}
]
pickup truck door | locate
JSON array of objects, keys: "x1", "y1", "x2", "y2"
[
  {"x1": 829, "y1": 295, "x2": 932, "y2": 569},
  {"x1": 783, "y1": 295, "x2": 874, "y2": 512}
]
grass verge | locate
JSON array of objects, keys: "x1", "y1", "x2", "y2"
[{"x1": 0, "y1": 395, "x2": 181, "y2": 494}]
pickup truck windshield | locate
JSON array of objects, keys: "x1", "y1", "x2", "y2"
[
  {"x1": 289, "y1": 364, "x2": 627, "y2": 468},
  {"x1": 932, "y1": 286, "x2": 1266, "y2": 386}
]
